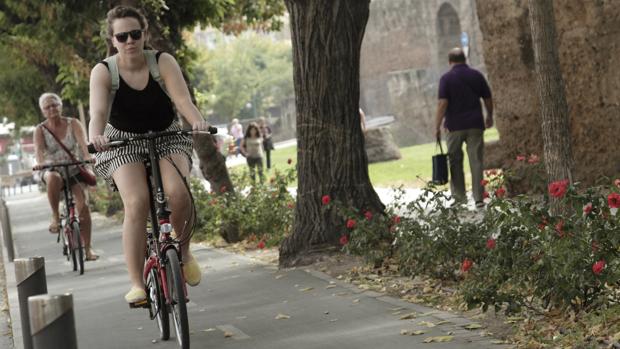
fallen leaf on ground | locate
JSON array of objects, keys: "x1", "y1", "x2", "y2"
[
  {"x1": 299, "y1": 287, "x2": 314, "y2": 292},
  {"x1": 274, "y1": 275, "x2": 284, "y2": 279},
  {"x1": 399, "y1": 313, "x2": 417, "y2": 320},
  {"x1": 423, "y1": 335, "x2": 454, "y2": 343},
  {"x1": 436, "y1": 320, "x2": 451, "y2": 325},
  {"x1": 325, "y1": 285, "x2": 336, "y2": 289},
  {"x1": 417, "y1": 321, "x2": 436, "y2": 327},
  {"x1": 224, "y1": 331, "x2": 234, "y2": 338},
  {"x1": 275, "y1": 313, "x2": 291, "y2": 320},
  {"x1": 463, "y1": 323, "x2": 484, "y2": 330}
]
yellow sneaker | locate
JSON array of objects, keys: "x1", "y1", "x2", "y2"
[
  {"x1": 124, "y1": 286, "x2": 147, "y2": 304},
  {"x1": 183, "y1": 255, "x2": 201, "y2": 286}
]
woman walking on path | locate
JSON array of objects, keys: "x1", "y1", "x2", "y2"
[{"x1": 241, "y1": 122, "x2": 264, "y2": 182}]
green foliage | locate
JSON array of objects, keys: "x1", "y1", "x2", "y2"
[
  {"x1": 189, "y1": 31, "x2": 293, "y2": 122},
  {"x1": 341, "y1": 169, "x2": 620, "y2": 314},
  {"x1": 191, "y1": 163, "x2": 296, "y2": 246},
  {"x1": 0, "y1": 0, "x2": 286, "y2": 126},
  {"x1": 89, "y1": 182, "x2": 123, "y2": 217}
]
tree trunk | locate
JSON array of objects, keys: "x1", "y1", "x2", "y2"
[
  {"x1": 527, "y1": 0, "x2": 574, "y2": 214},
  {"x1": 108, "y1": 0, "x2": 240, "y2": 242},
  {"x1": 279, "y1": 0, "x2": 384, "y2": 267}
]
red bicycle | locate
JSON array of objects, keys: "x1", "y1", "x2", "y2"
[
  {"x1": 34, "y1": 160, "x2": 93, "y2": 275},
  {"x1": 89, "y1": 127, "x2": 216, "y2": 349}
]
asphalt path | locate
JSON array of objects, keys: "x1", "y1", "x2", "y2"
[{"x1": 2, "y1": 190, "x2": 510, "y2": 349}]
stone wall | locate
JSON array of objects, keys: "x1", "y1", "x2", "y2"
[
  {"x1": 476, "y1": 0, "x2": 620, "y2": 184},
  {"x1": 360, "y1": 0, "x2": 486, "y2": 146}
]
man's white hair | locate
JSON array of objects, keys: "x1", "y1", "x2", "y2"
[{"x1": 38, "y1": 92, "x2": 62, "y2": 109}]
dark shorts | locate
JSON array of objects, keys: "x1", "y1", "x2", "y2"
[{"x1": 41, "y1": 169, "x2": 88, "y2": 188}]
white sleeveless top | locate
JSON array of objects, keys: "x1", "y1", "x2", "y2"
[
  {"x1": 244, "y1": 137, "x2": 263, "y2": 158},
  {"x1": 41, "y1": 118, "x2": 80, "y2": 176}
]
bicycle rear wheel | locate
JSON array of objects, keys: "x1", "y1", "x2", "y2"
[
  {"x1": 147, "y1": 267, "x2": 170, "y2": 340},
  {"x1": 165, "y1": 248, "x2": 189, "y2": 348},
  {"x1": 71, "y1": 221, "x2": 84, "y2": 275}
]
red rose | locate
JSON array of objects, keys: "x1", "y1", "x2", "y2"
[
  {"x1": 592, "y1": 260, "x2": 606, "y2": 275},
  {"x1": 486, "y1": 238, "x2": 496, "y2": 250},
  {"x1": 583, "y1": 203, "x2": 593, "y2": 215},
  {"x1": 339, "y1": 234, "x2": 349, "y2": 246},
  {"x1": 321, "y1": 195, "x2": 331, "y2": 205},
  {"x1": 461, "y1": 259, "x2": 473, "y2": 272},
  {"x1": 287, "y1": 158, "x2": 293, "y2": 165},
  {"x1": 480, "y1": 179, "x2": 489, "y2": 186},
  {"x1": 516, "y1": 155, "x2": 526, "y2": 161},
  {"x1": 495, "y1": 187, "x2": 506, "y2": 198},
  {"x1": 392, "y1": 215, "x2": 401, "y2": 224},
  {"x1": 346, "y1": 219, "x2": 356, "y2": 229},
  {"x1": 257, "y1": 241, "x2": 265, "y2": 249},
  {"x1": 483, "y1": 191, "x2": 490, "y2": 199},
  {"x1": 527, "y1": 154, "x2": 540, "y2": 164},
  {"x1": 608, "y1": 192, "x2": 620, "y2": 208},
  {"x1": 364, "y1": 210, "x2": 373, "y2": 221},
  {"x1": 538, "y1": 222, "x2": 546, "y2": 230},
  {"x1": 548, "y1": 180, "x2": 569, "y2": 198}
]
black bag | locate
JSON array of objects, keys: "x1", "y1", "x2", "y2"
[{"x1": 431, "y1": 139, "x2": 448, "y2": 185}]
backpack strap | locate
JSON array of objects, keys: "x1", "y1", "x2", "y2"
[
  {"x1": 103, "y1": 54, "x2": 120, "y2": 120},
  {"x1": 144, "y1": 49, "x2": 171, "y2": 99}
]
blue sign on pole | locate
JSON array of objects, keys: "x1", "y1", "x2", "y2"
[{"x1": 460, "y1": 32, "x2": 469, "y2": 47}]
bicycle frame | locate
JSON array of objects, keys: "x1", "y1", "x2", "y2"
[{"x1": 140, "y1": 134, "x2": 188, "y2": 308}]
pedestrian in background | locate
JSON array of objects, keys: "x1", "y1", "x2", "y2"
[
  {"x1": 230, "y1": 118, "x2": 243, "y2": 157},
  {"x1": 434, "y1": 47, "x2": 493, "y2": 208},
  {"x1": 258, "y1": 116, "x2": 274, "y2": 169},
  {"x1": 241, "y1": 122, "x2": 264, "y2": 183}
]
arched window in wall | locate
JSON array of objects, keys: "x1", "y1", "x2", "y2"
[{"x1": 436, "y1": 3, "x2": 462, "y2": 70}]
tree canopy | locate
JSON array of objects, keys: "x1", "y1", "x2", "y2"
[
  {"x1": 0, "y1": 0, "x2": 285, "y2": 126},
  {"x1": 189, "y1": 30, "x2": 293, "y2": 123}
]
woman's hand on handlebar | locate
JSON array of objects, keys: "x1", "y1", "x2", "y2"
[
  {"x1": 90, "y1": 135, "x2": 109, "y2": 152},
  {"x1": 192, "y1": 120, "x2": 212, "y2": 132}
]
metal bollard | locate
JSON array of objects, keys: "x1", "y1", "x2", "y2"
[
  {"x1": 29, "y1": 294, "x2": 78, "y2": 349},
  {"x1": 0, "y1": 198, "x2": 15, "y2": 262},
  {"x1": 15, "y1": 257, "x2": 48, "y2": 349}
]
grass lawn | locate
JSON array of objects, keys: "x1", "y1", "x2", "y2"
[{"x1": 229, "y1": 128, "x2": 500, "y2": 188}]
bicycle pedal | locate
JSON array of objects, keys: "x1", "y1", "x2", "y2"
[{"x1": 129, "y1": 299, "x2": 149, "y2": 309}]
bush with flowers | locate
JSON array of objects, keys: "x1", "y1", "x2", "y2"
[
  {"x1": 190, "y1": 164, "x2": 296, "y2": 247},
  {"x1": 329, "y1": 157, "x2": 620, "y2": 316}
]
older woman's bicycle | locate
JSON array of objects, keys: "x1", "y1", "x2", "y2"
[
  {"x1": 33, "y1": 160, "x2": 94, "y2": 275},
  {"x1": 89, "y1": 127, "x2": 216, "y2": 349}
]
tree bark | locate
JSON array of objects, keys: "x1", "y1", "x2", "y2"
[
  {"x1": 279, "y1": 0, "x2": 384, "y2": 266},
  {"x1": 527, "y1": 0, "x2": 574, "y2": 214}
]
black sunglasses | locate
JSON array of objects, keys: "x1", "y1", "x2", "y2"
[{"x1": 114, "y1": 29, "x2": 143, "y2": 43}]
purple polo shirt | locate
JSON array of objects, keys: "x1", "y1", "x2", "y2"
[{"x1": 438, "y1": 64, "x2": 492, "y2": 131}]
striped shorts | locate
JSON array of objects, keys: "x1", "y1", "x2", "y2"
[{"x1": 94, "y1": 122, "x2": 193, "y2": 189}]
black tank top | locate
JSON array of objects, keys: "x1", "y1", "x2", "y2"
[{"x1": 102, "y1": 52, "x2": 175, "y2": 133}]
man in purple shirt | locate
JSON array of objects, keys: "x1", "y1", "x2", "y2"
[{"x1": 435, "y1": 48, "x2": 493, "y2": 207}]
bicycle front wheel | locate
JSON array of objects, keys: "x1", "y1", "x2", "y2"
[
  {"x1": 165, "y1": 249, "x2": 189, "y2": 349},
  {"x1": 147, "y1": 267, "x2": 170, "y2": 340},
  {"x1": 71, "y1": 221, "x2": 84, "y2": 275}
]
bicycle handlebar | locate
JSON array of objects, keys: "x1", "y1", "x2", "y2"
[
  {"x1": 87, "y1": 127, "x2": 218, "y2": 154},
  {"x1": 33, "y1": 159, "x2": 95, "y2": 171}
]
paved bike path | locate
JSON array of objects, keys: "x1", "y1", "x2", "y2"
[{"x1": 2, "y1": 191, "x2": 510, "y2": 348}]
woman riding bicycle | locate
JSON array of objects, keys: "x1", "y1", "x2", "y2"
[
  {"x1": 33, "y1": 92, "x2": 99, "y2": 261},
  {"x1": 88, "y1": 6, "x2": 209, "y2": 304}
]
